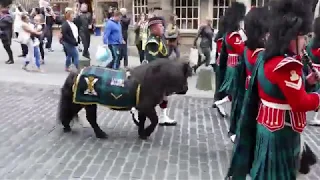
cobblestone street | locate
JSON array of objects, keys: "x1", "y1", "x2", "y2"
[{"x1": 0, "y1": 82, "x2": 319, "y2": 180}]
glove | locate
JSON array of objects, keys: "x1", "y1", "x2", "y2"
[{"x1": 306, "y1": 69, "x2": 320, "y2": 85}]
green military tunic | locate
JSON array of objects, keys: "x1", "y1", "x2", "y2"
[{"x1": 145, "y1": 34, "x2": 169, "y2": 62}]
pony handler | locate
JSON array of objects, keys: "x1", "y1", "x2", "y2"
[{"x1": 58, "y1": 59, "x2": 191, "y2": 140}]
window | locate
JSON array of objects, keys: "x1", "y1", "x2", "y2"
[
  {"x1": 212, "y1": 0, "x2": 231, "y2": 29},
  {"x1": 174, "y1": 0, "x2": 200, "y2": 30},
  {"x1": 132, "y1": 0, "x2": 148, "y2": 23},
  {"x1": 252, "y1": 0, "x2": 269, "y2": 7}
]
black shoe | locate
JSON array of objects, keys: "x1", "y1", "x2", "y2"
[
  {"x1": 83, "y1": 54, "x2": 90, "y2": 59},
  {"x1": 5, "y1": 60, "x2": 14, "y2": 64},
  {"x1": 192, "y1": 65, "x2": 198, "y2": 73}
]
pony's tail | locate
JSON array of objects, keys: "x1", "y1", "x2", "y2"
[{"x1": 57, "y1": 72, "x2": 78, "y2": 124}]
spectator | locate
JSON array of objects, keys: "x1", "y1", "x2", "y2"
[
  {"x1": 14, "y1": 4, "x2": 28, "y2": 58},
  {"x1": 61, "y1": 7, "x2": 79, "y2": 71},
  {"x1": 119, "y1": 8, "x2": 130, "y2": 68},
  {"x1": 0, "y1": 7, "x2": 14, "y2": 64},
  {"x1": 134, "y1": 12, "x2": 148, "y2": 64},
  {"x1": 192, "y1": 17, "x2": 214, "y2": 72},
  {"x1": 20, "y1": 14, "x2": 42, "y2": 70},
  {"x1": 43, "y1": 6, "x2": 55, "y2": 52},
  {"x1": 103, "y1": 10, "x2": 124, "y2": 69},
  {"x1": 74, "y1": 3, "x2": 92, "y2": 59},
  {"x1": 166, "y1": 14, "x2": 180, "y2": 59}
]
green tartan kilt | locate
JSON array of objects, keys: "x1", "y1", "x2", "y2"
[
  {"x1": 249, "y1": 124, "x2": 301, "y2": 180},
  {"x1": 218, "y1": 66, "x2": 236, "y2": 95}
]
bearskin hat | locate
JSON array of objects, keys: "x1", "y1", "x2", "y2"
[
  {"x1": 244, "y1": 7, "x2": 270, "y2": 50},
  {"x1": 148, "y1": 16, "x2": 164, "y2": 27},
  {"x1": 0, "y1": 0, "x2": 12, "y2": 8},
  {"x1": 214, "y1": 16, "x2": 226, "y2": 42},
  {"x1": 264, "y1": 0, "x2": 313, "y2": 60},
  {"x1": 223, "y1": 2, "x2": 246, "y2": 33}
]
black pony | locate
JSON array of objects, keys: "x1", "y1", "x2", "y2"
[{"x1": 58, "y1": 59, "x2": 192, "y2": 139}]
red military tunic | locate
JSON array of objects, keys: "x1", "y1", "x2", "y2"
[
  {"x1": 244, "y1": 48, "x2": 264, "y2": 89},
  {"x1": 257, "y1": 56, "x2": 320, "y2": 133},
  {"x1": 225, "y1": 32, "x2": 245, "y2": 67},
  {"x1": 216, "y1": 38, "x2": 223, "y2": 65}
]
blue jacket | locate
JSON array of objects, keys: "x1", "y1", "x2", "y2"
[{"x1": 103, "y1": 19, "x2": 123, "y2": 45}]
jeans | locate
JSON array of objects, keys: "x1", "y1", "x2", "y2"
[
  {"x1": 34, "y1": 46, "x2": 41, "y2": 68},
  {"x1": 168, "y1": 46, "x2": 180, "y2": 59},
  {"x1": 119, "y1": 43, "x2": 128, "y2": 67},
  {"x1": 79, "y1": 31, "x2": 90, "y2": 57},
  {"x1": 63, "y1": 42, "x2": 79, "y2": 69},
  {"x1": 44, "y1": 25, "x2": 53, "y2": 49},
  {"x1": 197, "y1": 47, "x2": 211, "y2": 67},
  {"x1": 107, "y1": 44, "x2": 120, "y2": 69}
]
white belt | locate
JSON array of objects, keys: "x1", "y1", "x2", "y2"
[
  {"x1": 261, "y1": 99, "x2": 291, "y2": 110},
  {"x1": 228, "y1": 54, "x2": 238, "y2": 57}
]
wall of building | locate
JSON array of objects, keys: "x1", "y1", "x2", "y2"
[{"x1": 48, "y1": 0, "x2": 260, "y2": 45}]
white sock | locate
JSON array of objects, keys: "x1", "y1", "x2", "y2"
[{"x1": 215, "y1": 96, "x2": 230, "y2": 106}]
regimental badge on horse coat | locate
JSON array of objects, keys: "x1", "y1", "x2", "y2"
[{"x1": 72, "y1": 66, "x2": 140, "y2": 110}]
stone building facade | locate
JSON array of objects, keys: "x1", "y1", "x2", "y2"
[{"x1": 15, "y1": 0, "x2": 269, "y2": 44}]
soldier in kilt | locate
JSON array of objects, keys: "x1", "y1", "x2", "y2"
[
  {"x1": 226, "y1": 0, "x2": 319, "y2": 179},
  {"x1": 212, "y1": 2, "x2": 246, "y2": 118},
  {"x1": 227, "y1": 7, "x2": 270, "y2": 143},
  {"x1": 305, "y1": 17, "x2": 320, "y2": 126},
  {"x1": 212, "y1": 16, "x2": 227, "y2": 103},
  {"x1": 131, "y1": 17, "x2": 177, "y2": 126}
]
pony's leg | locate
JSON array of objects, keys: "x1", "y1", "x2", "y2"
[
  {"x1": 59, "y1": 98, "x2": 82, "y2": 132},
  {"x1": 84, "y1": 104, "x2": 108, "y2": 139},
  {"x1": 144, "y1": 109, "x2": 158, "y2": 138},
  {"x1": 138, "y1": 112, "x2": 147, "y2": 139}
]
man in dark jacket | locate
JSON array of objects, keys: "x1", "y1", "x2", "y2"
[
  {"x1": 119, "y1": 8, "x2": 130, "y2": 68},
  {"x1": 43, "y1": 6, "x2": 55, "y2": 52},
  {"x1": 0, "y1": 7, "x2": 14, "y2": 64},
  {"x1": 74, "y1": 3, "x2": 92, "y2": 59}
]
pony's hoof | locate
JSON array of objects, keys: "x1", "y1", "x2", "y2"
[
  {"x1": 139, "y1": 135, "x2": 148, "y2": 140},
  {"x1": 63, "y1": 126, "x2": 71, "y2": 133},
  {"x1": 95, "y1": 131, "x2": 108, "y2": 139}
]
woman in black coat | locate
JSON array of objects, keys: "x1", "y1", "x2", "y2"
[{"x1": 61, "y1": 8, "x2": 79, "y2": 71}]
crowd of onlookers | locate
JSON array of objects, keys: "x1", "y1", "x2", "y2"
[{"x1": 0, "y1": 0, "x2": 215, "y2": 73}]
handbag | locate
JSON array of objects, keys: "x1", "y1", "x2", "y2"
[
  {"x1": 95, "y1": 45, "x2": 112, "y2": 66},
  {"x1": 189, "y1": 48, "x2": 198, "y2": 66}
]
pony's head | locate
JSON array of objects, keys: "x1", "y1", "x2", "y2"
[
  {"x1": 131, "y1": 59, "x2": 192, "y2": 97},
  {"x1": 151, "y1": 59, "x2": 191, "y2": 96}
]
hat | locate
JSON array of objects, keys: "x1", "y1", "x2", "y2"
[
  {"x1": 244, "y1": 6, "x2": 270, "y2": 50},
  {"x1": 264, "y1": 0, "x2": 314, "y2": 59},
  {"x1": 223, "y1": 2, "x2": 246, "y2": 33},
  {"x1": 148, "y1": 16, "x2": 163, "y2": 27}
]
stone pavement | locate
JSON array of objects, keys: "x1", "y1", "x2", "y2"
[{"x1": 0, "y1": 36, "x2": 319, "y2": 179}]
